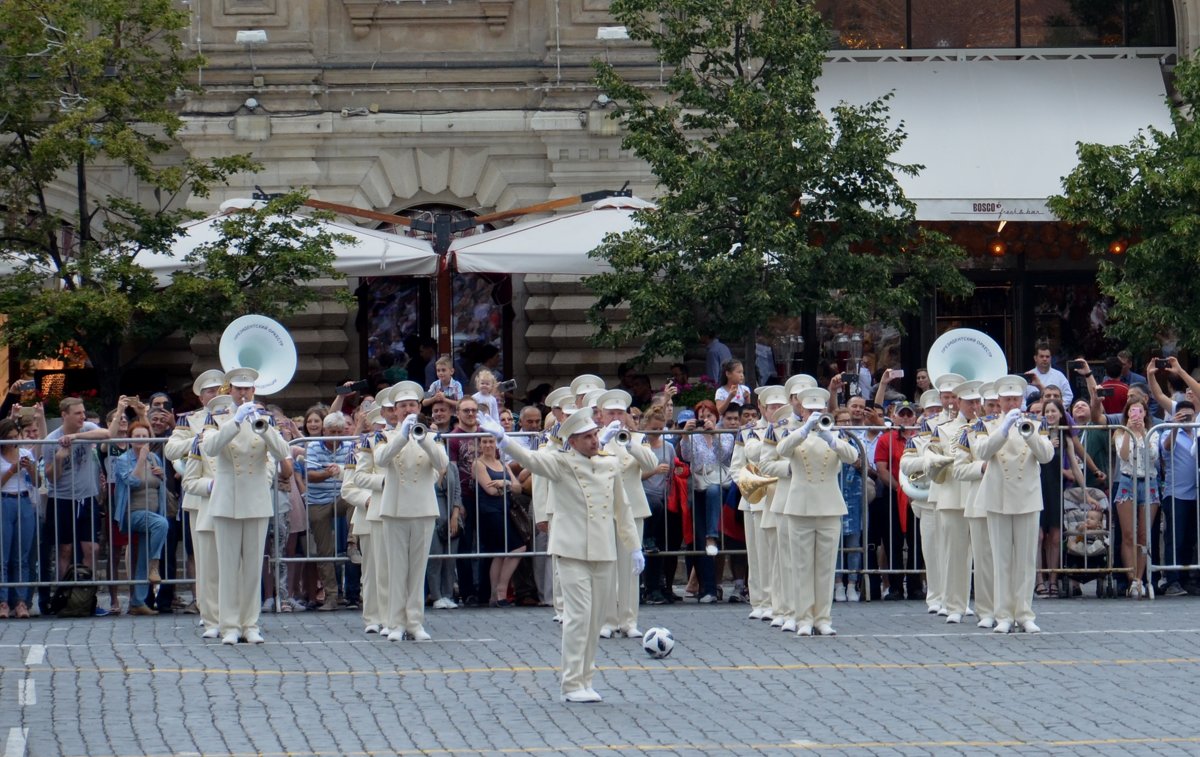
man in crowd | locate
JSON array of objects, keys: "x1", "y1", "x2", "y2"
[
  {"x1": 1025, "y1": 340, "x2": 1073, "y2": 406},
  {"x1": 305, "y1": 411, "x2": 355, "y2": 612}
]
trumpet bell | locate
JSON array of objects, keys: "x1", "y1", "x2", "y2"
[
  {"x1": 737, "y1": 463, "x2": 778, "y2": 505},
  {"x1": 927, "y1": 328, "x2": 1008, "y2": 385},
  {"x1": 410, "y1": 423, "x2": 428, "y2": 441},
  {"x1": 219, "y1": 314, "x2": 297, "y2": 396},
  {"x1": 1017, "y1": 419, "x2": 1038, "y2": 438},
  {"x1": 816, "y1": 413, "x2": 835, "y2": 431}
]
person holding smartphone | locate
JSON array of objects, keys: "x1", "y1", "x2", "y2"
[{"x1": 1112, "y1": 398, "x2": 1161, "y2": 598}]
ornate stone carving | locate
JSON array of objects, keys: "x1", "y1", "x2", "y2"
[{"x1": 340, "y1": 0, "x2": 514, "y2": 39}]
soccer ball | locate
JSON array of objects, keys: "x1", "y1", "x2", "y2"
[{"x1": 642, "y1": 627, "x2": 674, "y2": 658}]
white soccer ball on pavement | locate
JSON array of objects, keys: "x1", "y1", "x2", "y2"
[{"x1": 642, "y1": 627, "x2": 674, "y2": 658}]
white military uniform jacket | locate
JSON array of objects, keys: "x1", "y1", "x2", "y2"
[
  {"x1": 201, "y1": 414, "x2": 290, "y2": 520},
  {"x1": 605, "y1": 432, "x2": 655, "y2": 521},
  {"x1": 182, "y1": 435, "x2": 218, "y2": 532},
  {"x1": 529, "y1": 429, "x2": 557, "y2": 524},
  {"x1": 504, "y1": 442, "x2": 638, "y2": 562},
  {"x1": 373, "y1": 429, "x2": 449, "y2": 519},
  {"x1": 951, "y1": 421, "x2": 988, "y2": 519},
  {"x1": 899, "y1": 422, "x2": 937, "y2": 512},
  {"x1": 353, "y1": 430, "x2": 388, "y2": 525},
  {"x1": 929, "y1": 414, "x2": 967, "y2": 511},
  {"x1": 775, "y1": 427, "x2": 859, "y2": 517},
  {"x1": 340, "y1": 436, "x2": 371, "y2": 537},
  {"x1": 760, "y1": 416, "x2": 801, "y2": 526},
  {"x1": 731, "y1": 423, "x2": 767, "y2": 513},
  {"x1": 165, "y1": 408, "x2": 209, "y2": 514},
  {"x1": 965, "y1": 414, "x2": 1055, "y2": 516}
]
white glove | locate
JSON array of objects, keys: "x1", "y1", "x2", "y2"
[
  {"x1": 801, "y1": 413, "x2": 820, "y2": 433},
  {"x1": 631, "y1": 549, "x2": 645, "y2": 575},
  {"x1": 233, "y1": 403, "x2": 256, "y2": 424},
  {"x1": 398, "y1": 414, "x2": 417, "y2": 440},
  {"x1": 598, "y1": 420, "x2": 624, "y2": 446},
  {"x1": 818, "y1": 429, "x2": 835, "y2": 446},
  {"x1": 478, "y1": 415, "x2": 506, "y2": 443},
  {"x1": 1000, "y1": 408, "x2": 1022, "y2": 434}
]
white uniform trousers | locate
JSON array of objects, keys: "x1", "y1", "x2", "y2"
[
  {"x1": 533, "y1": 528, "x2": 554, "y2": 606},
  {"x1": 917, "y1": 507, "x2": 944, "y2": 609},
  {"x1": 556, "y1": 555, "x2": 615, "y2": 695},
  {"x1": 744, "y1": 511, "x2": 763, "y2": 609},
  {"x1": 967, "y1": 516, "x2": 995, "y2": 621},
  {"x1": 988, "y1": 511, "x2": 1039, "y2": 625},
  {"x1": 760, "y1": 524, "x2": 780, "y2": 614},
  {"x1": 369, "y1": 520, "x2": 390, "y2": 628},
  {"x1": 382, "y1": 516, "x2": 435, "y2": 633},
  {"x1": 787, "y1": 514, "x2": 841, "y2": 627},
  {"x1": 605, "y1": 518, "x2": 644, "y2": 632},
  {"x1": 359, "y1": 533, "x2": 382, "y2": 628},
  {"x1": 774, "y1": 516, "x2": 796, "y2": 620},
  {"x1": 190, "y1": 517, "x2": 219, "y2": 631},
  {"x1": 549, "y1": 515, "x2": 564, "y2": 616},
  {"x1": 212, "y1": 516, "x2": 269, "y2": 636},
  {"x1": 938, "y1": 509, "x2": 972, "y2": 615}
]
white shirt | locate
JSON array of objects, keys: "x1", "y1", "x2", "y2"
[{"x1": 1024, "y1": 365, "x2": 1074, "y2": 406}]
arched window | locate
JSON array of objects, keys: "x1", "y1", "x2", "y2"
[{"x1": 817, "y1": 0, "x2": 1176, "y2": 50}]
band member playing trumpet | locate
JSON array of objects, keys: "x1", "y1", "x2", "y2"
[
  {"x1": 342, "y1": 407, "x2": 388, "y2": 634},
  {"x1": 738, "y1": 385, "x2": 788, "y2": 620},
  {"x1": 201, "y1": 368, "x2": 291, "y2": 645},
  {"x1": 182, "y1": 394, "x2": 235, "y2": 638},
  {"x1": 962, "y1": 375, "x2": 1054, "y2": 634},
  {"x1": 953, "y1": 381, "x2": 995, "y2": 628},
  {"x1": 374, "y1": 381, "x2": 448, "y2": 642},
  {"x1": 774, "y1": 387, "x2": 859, "y2": 636}
]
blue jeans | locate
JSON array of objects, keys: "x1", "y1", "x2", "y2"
[
  {"x1": 125, "y1": 509, "x2": 168, "y2": 608},
  {"x1": 688, "y1": 486, "x2": 720, "y2": 597},
  {"x1": 1, "y1": 493, "x2": 36, "y2": 605},
  {"x1": 838, "y1": 531, "x2": 863, "y2": 583}
]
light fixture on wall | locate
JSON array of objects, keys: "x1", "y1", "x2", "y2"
[
  {"x1": 1108, "y1": 239, "x2": 1128, "y2": 255},
  {"x1": 988, "y1": 237, "x2": 1007, "y2": 257},
  {"x1": 237, "y1": 29, "x2": 267, "y2": 85}
]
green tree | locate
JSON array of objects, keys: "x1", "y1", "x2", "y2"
[
  {"x1": 587, "y1": 0, "x2": 971, "y2": 380},
  {"x1": 1048, "y1": 57, "x2": 1200, "y2": 354},
  {"x1": 0, "y1": 0, "x2": 350, "y2": 403}
]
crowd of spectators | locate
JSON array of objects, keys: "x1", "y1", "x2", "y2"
[{"x1": 3, "y1": 339, "x2": 1200, "y2": 620}]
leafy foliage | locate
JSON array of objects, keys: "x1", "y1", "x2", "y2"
[
  {"x1": 587, "y1": 0, "x2": 970, "y2": 371},
  {"x1": 0, "y1": 1, "x2": 348, "y2": 401},
  {"x1": 1048, "y1": 56, "x2": 1200, "y2": 353}
]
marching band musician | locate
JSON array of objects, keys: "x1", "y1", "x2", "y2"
[
  {"x1": 201, "y1": 367, "x2": 291, "y2": 645},
  {"x1": 740, "y1": 385, "x2": 788, "y2": 621},
  {"x1": 182, "y1": 394, "x2": 234, "y2": 638},
  {"x1": 480, "y1": 410, "x2": 642, "y2": 704},
  {"x1": 774, "y1": 387, "x2": 860, "y2": 636},
  {"x1": 758, "y1": 374, "x2": 818, "y2": 632},
  {"x1": 163, "y1": 369, "x2": 225, "y2": 629},
  {"x1": 534, "y1": 387, "x2": 574, "y2": 622},
  {"x1": 597, "y1": 389, "x2": 656, "y2": 640},
  {"x1": 374, "y1": 381, "x2": 449, "y2": 642},
  {"x1": 953, "y1": 381, "x2": 996, "y2": 629},
  {"x1": 342, "y1": 407, "x2": 388, "y2": 635},
  {"x1": 963, "y1": 375, "x2": 1054, "y2": 634},
  {"x1": 900, "y1": 384, "x2": 952, "y2": 615},
  {"x1": 933, "y1": 379, "x2": 980, "y2": 624},
  {"x1": 571, "y1": 374, "x2": 606, "y2": 410},
  {"x1": 365, "y1": 387, "x2": 396, "y2": 635}
]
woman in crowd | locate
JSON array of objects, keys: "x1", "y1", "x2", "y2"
[
  {"x1": 302, "y1": 406, "x2": 328, "y2": 439},
  {"x1": 429, "y1": 467, "x2": 462, "y2": 609},
  {"x1": 1036, "y1": 398, "x2": 1091, "y2": 598},
  {"x1": 113, "y1": 421, "x2": 169, "y2": 617},
  {"x1": 276, "y1": 411, "x2": 310, "y2": 612},
  {"x1": 834, "y1": 409, "x2": 865, "y2": 603},
  {"x1": 0, "y1": 419, "x2": 37, "y2": 618},
  {"x1": 639, "y1": 406, "x2": 677, "y2": 604},
  {"x1": 912, "y1": 369, "x2": 933, "y2": 403},
  {"x1": 1111, "y1": 398, "x2": 1161, "y2": 598},
  {"x1": 679, "y1": 399, "x2": 733, "y2": 602},
  {"x1": 473, "y1": 435, "x2": 526, "y2": 606}
]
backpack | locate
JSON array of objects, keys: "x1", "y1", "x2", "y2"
[{"x1": 52, "y1": 564, "x2": 98, "y2": 618}]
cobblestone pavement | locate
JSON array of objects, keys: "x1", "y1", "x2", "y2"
[{"x1": 3, "y1": 593, "x2": 1200, "y2": 756}]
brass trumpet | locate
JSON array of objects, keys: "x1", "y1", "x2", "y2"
[
  {"x1": 251, "y1": 413, "x2": 273, "y2": 434},
  {"x1": 614, "y1": 429, "x2": 632, "y2": 445},
  {"x1": 410, "y1": 423, "x2": 429, "y2": 441},
  {"x1": 1017, "y1": 417, "x2": 1038, "y2": 438},
  {"x1": 815, "y1": 413, "x2": 835, "y2": 431}
]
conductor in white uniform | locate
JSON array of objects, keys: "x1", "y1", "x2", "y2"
[
  {"x1": 201, "y1": 368, "x2": 291, "y2": 645},
  {"x1": 481, "y1": 410, "x2": 643, "y2": 704}
]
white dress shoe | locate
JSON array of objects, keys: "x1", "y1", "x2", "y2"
[
  {"x1": 945, "y1": 613, "x2": 962, "y2": 624},
  {"x1": 834, "y1": 585, "x2": 847, "y2": 603},
  {"x1": 927, "y1": 604, "x2": 941, "y2": 614},
  {"x1": 1020, "y1": 620, "x2": 1041, "y2": 634},
  {"x1": 976, "y1": 617, "x2": 996, "y2": 629},
  {"x1": 761, "y1": 610, "x2": 774, "y2": 622},
  {"x1": 781, "y1": 618, "x2": 797, "y2": 633},
  {"x1": 598, "y1": 626, "x2": 614, "y2": 639},
  {"x1": 993, "y1": 620, "x2": 1012, "y2": 634},
  {"x1": 936, "y1": 608, "x2": 950, "y2": 617},
  {"x1": 552, "y1": 614, "x2": 563, "y2": 624},
  {"x1": 769, "y1": 616, "x2": 785, "y2": 628},
  {"x1": 583, "y1": 687, "x2": 603, "y2": 701},
  {"x1": 562, "y1": 688, "x2": 602, "y2": 704},
  {"x1": 815, "y1": 623, "x2": 837, "y2": 636},
  {"x1": 622, "y1": 627, "x2": 642, "y2": 639},
  {"x1": 201, "y1": 627, "x2": 219, "y2": 640},
  {"x1": 795, "y1": 624, "x2": 813, "y2": 637},
  {"x1": 245, "y1": 629, "x2": 265, "y2": 644},
  {"x1": 846, "y1": 585, "x2": 860, "y2": 602},
  {"x1": 221, "y1": 631, "x2": 239, "y2": 645},
  {"x1": 387, "y1": 630, "x2": 404, "y2": 642},
  {"x1": 748, "y1": 608, "x2": 764, "y2": 620},
  {"x1": 410, "y1": 627, "x2": 432, "y2": 641},
  {"x1": 965, "y1": 607, "x2": 975, "y2": 616},
  {"x1": 364, "y1": 624, "x2": 381, "y2": 634}
]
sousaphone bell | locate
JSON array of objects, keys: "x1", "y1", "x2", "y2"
[{"x1": 737, "y1": 463, "x2": 778, "y2": 505}]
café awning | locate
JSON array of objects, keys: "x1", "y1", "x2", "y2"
[{"x1": 815, "y1": 57, "x2": 1175, "y2": 221}]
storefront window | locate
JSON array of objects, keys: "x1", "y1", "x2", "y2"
[
  {"x1": 934, "y1": 285, "x2": 1014, "y2": 363},
  {"x1": 452, "y1": 273, "x2": 508, "y2": 384},
  {"x1": 911, "y1": 0, "x2": 1017, "y2": 48},
  {"x1": 1031, "y1": 282, "x2": 1115, "y2": 361},
  {"x1": 817, "y1": 0, "x2": 907, "y2": 50},
  {"x1": 365, "y1": 279, "x2": 424, "y2": 387}
]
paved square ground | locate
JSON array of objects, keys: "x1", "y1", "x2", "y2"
[{"x1": 3, "y1": 594, "x2": 1200, "y2": 756}]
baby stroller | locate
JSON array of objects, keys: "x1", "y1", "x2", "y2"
[{"x1": 1061, "y1": 486, "x2": 1116, "y2": 598}]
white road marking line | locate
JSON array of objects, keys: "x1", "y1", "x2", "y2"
[
  {"x1": 17, "y1": 678, "x2": 35, "y2": 706},
  {"x1": 3, "y1": 728, "x2": 28, "y2": 757},
  {"x1": 0, "y1": 638, "x2": 498, "y2": 650},
  {"x1": 23, "y1": 645, "x2": 44, "y2": 666}
]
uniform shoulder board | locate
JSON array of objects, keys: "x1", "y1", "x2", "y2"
[
  {"x1": 957, "y1": 427, "x2": 971, "y2": 450},
  {"x1": 374, "y1": 430, "x2": 387, "y2": 443},
  {"x1": 917, "y1": 418, "x2": 932, "y2": 433},
  {"x1": 203, "y1": 413, "x2": 216, "y2": 429},
  {"x1": 972, "y1": 418, "x2": 988, "y2": 433},
  {"x1": 903, "y1": 437, "x2": 918, "y2": 451},
  {"x1": 345, "y1": 452, "x2": 357, "y2": 468},
  {"x1": 188, "y1": 435, "x2": 204, "y2": 459}
]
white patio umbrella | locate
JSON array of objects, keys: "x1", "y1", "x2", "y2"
[{"x1": 448, "y1": 195, "x2": 656, "y2": 275}]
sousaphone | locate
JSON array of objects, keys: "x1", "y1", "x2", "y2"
[
  {"x1": 926, "y1": 328, "x2": 1008, "y2": 384},
  {"x1": 218, "y1": 314, "x2": 297, "y2": 396}
]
